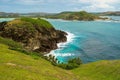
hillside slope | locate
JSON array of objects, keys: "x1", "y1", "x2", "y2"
[
  {"x1": 72, "y1": 60, "x2": 120, "y2": 80},
  {"x1": 0, "y1": 43, "x2": 78, "y2": 80},
  {"x1": 0, "y1": 43, "x2": 120, "y2": 80}
]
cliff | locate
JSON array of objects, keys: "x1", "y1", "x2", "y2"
[{"x1": 0, "y1": 18, "x2": 67, "y2": 53}]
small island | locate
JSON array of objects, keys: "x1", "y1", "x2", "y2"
[{"x1": 45, "y1": 11, "x2": 109, "y2": 21}]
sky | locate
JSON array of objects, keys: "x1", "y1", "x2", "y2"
[{"x1": 0, "y1": 0, "x2": 120, "y2": 13}]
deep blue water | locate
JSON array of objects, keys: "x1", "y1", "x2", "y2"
[
  {"x1": 47, "y1": 17, "x2": 120, "y2": 63},
  {"x1": 0, "y1": 17, "x2": 120, "y2": 63}
]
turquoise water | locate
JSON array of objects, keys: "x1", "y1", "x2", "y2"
[
  {"x1": 0, "y1": 17, "x2": 120, "y2": 63},
  {"x1": 0, "y1": 18, "x2": 15, "y2": 22},
  {"x1": 47, "y1": 17, "x2": 120, "y2": 63}
]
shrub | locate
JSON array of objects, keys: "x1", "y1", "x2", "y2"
[
  {"x1": 57, "y1": 57, "x2": 82, "y2": 70},
  {"x1": 0, "y1": 36, "x2": 23, "y2": 49}
]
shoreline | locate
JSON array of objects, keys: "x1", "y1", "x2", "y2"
[
  {"x1": 44, "y1": 31, "x2": 75, "y2": 58},
  {"x1": 46, "y1": 18, "x2": 120, "y2": 23}
]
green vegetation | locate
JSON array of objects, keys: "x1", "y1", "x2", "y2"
[
  {"x1": 72, "y1": 60, "x2": 120, "y2": 80},
  {"x1": 0, "y1": 36, "x2": 28, "y2": 54},
  {"x1": 0, "y1": 43, "x2": 78, "y2": 80},
  {"x1": 0, "y1": 43, "x2": 120, "y2": 80},
  {"x1": 0, "y1": 35, "x2": 82, "y2": 70},
  {"x1": 21, "y1": 17, "x2": 53, "y2": 28},
  {"x1": 0, "y1": 17, "x2": 54, "y2": 43},
  {"x1": 45, "y1": 55, "x2": 82, "y2": 70},
  {"x1": 1, "y1": 18, "x2": 53, "y2": 34},
  {"x1": 57, "y1": 58, "x2": 82, "y2": 70},
  {"x1": 46, "y1": 11, "x2": 100, "y2": 21},
  {"x1": 0, "y1": 36, "x2": 23, "y2": 50},
  {"x1": 0, "y1": 35, "x2": 119, "y2": 80}
]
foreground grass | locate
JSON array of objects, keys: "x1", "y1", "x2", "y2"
[
  {"x1": 0, "y1": 43, "x2": 120, "y2": 80},
  {"x1": 0, "y1": 44, "x2": 78, "y2": 80}
]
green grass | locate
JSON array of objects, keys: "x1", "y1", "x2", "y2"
[
  {"x1": 21, "y1": 17, "x2": 53, "y2": 28},
  {"x1": 0, "y1": 42, "x2": 120, "y2": 80},
  {"x1": 72, "y1": 60, "x2": 120, "y2": 80},
  {"x1": 0, "y1": 43, "x2": 78, "y2": 80},
  {"x1": 0, "y1": 36, "x2": 23, "y2": 49},
  {"x1": 46, "y1": 11, "x2": 99, "y2": 20}
]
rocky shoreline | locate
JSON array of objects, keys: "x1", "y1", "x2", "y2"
[{"x1": 0, "y1": 18, "x2": 67, "y2": 54}]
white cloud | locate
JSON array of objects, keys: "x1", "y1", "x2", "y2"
[
  {"x1": 0, "y1": 0, "x2": 120, "y2": 12},
  {"x1": 73, "y1": 0, "x2": 119, "y2": 4},
  {"x1": 14, "y1": 0, "x2": 45, "y2": 5},
  {"x1": 71, "y1": 0, "x2": 120, "y2": 12}
]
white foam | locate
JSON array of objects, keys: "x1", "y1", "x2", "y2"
[
  {"x1": 46, "y1": 50, "x2": 75, "y2": 57},
  {"x1": 45, "y1": 31, "x2": 76, "y2": 57},
  {"x1": 57, "y1": 31, "x2": 75, "y2": 48}
]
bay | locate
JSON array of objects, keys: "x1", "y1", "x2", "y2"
[{"x1": 47, "y1": 16, "x2": 120, "y2": 63}]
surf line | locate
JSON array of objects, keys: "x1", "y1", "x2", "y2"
[{"x1": 45, "y1": 31, "x2": 76, "y2": 57}]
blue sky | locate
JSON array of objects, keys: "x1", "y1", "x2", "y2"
[{"x1": 0, "y1": 0, "x2": 120, "y2": 13}]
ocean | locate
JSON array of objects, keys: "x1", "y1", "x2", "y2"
[
  {"x1": 0, "y1": 16, "x2": 120, "y2": 63},
  {"x1": 46, "y1": 16, "x2": 120, "y2": 63}
]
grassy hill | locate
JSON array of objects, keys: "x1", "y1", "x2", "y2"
[
  {"x1": 72, "y1": 60, "x2": 120, "y2": 80},
  {"x1": 0, "y1": 41, "x2": 120, "y2": 80},
  {"x1": 0, "y1": 43, "x2": 78, "y2": 80},
  {"x1": 45, "y1": 11, "x2": 105, "y2": 21}
]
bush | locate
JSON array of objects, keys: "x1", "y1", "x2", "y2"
[
  {"x1": 57, "y1": 58, "x2": 82, "y2": 70},
  {"x1": 0, "y1": 36, "x2": 23, "y2": 49}
]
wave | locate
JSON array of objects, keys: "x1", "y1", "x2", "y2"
[
  {"x1": 57, "y1": 31, "x2": 75, "y2": 48},
  {"x1": 48, "y1": 51, "x2": 75, "y2": 57},
  {"x1": 45, "y1": 31, "x2": 76, "y2": 57}
]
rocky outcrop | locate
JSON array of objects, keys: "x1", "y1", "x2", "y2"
[{"x1": 0, "y1": 18, "x2": 67, "y2": 54}]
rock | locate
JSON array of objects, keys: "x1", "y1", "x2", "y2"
[{"x1": 0, "y1": 18, "x2": 67, "y2": 54}]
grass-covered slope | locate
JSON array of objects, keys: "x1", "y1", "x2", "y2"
[
  {"x1": 0, "y1": 41, "x2": 120, "y2": 80},
  {"x1": 72, "y1": 60, "x2": 120, "y2": 80},
  {"x1": 0, "y1": 43, "x2": 78, "y2": 80},
  {"x1": 20, "y1": 17, "x2": 53, "y2": 28}
]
